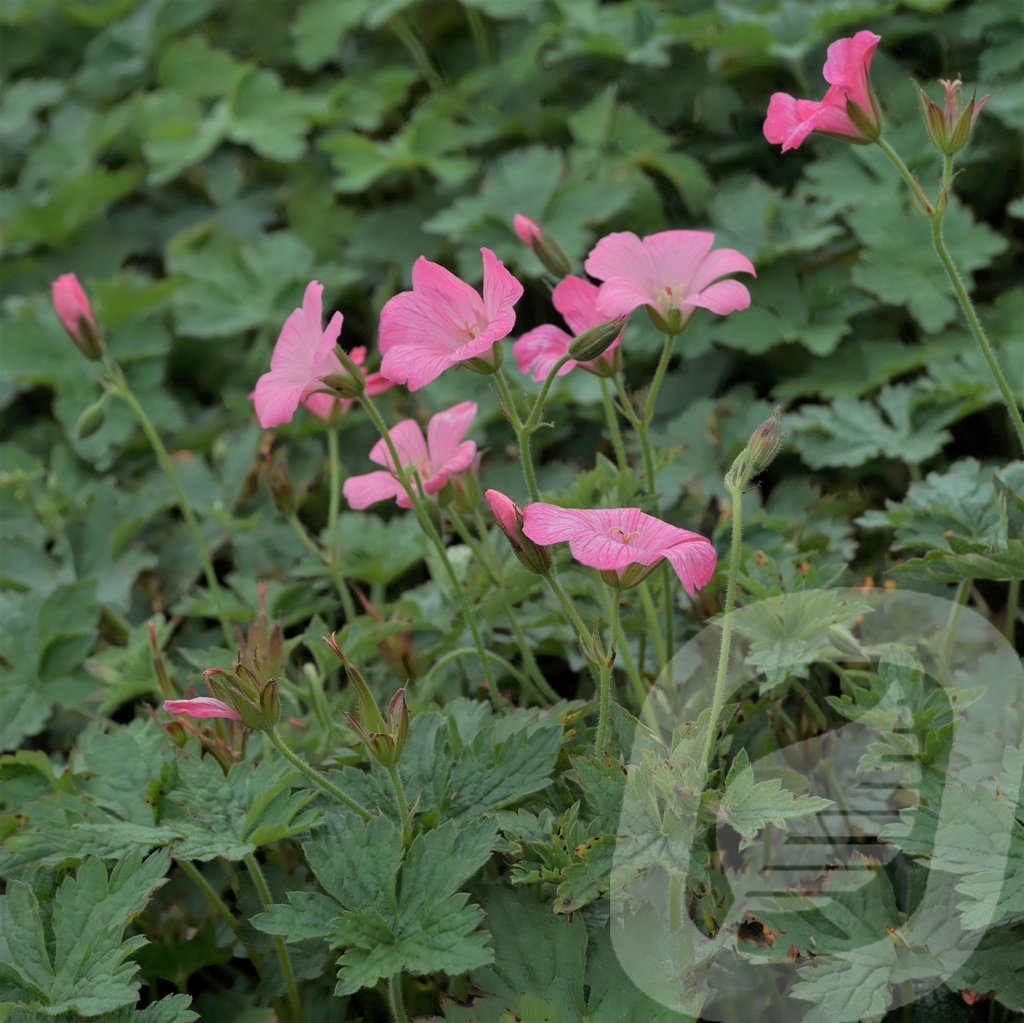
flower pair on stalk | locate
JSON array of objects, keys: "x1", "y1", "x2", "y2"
[{"x1": 485, "y1": 490, "x2": 717, "y2": 595}]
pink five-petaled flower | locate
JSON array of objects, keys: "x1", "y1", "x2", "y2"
[
  {"x1": 584, "y1": 231, "x2": 755, "y2": 333},
  {"x1": 251, "y1": 281, "x2": 391, "y2": 428},
  {"x1": 521, "y1": 503, "x2": 717, "y2": 592},
  {"x1": 763, "y1": 31, "x2": 883, "y2": 152},
  {"x1": 378, "y1": 248, "x2": 524, "y2": 391},
  {"x1": 514, "y1": 275, "x2": 623, "y2": 381},
  {"x1": 52, "y1": 273, "x2": 104, "y2": 359},
  {"x1": 162, "y1": 697, "x2": 243, "y2": 721},
  {"x1": 343, "y1": 401, "x2": 478, "y2": 510}
]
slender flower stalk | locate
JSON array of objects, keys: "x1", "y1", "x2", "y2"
[
  {"x1": 700, "y1": 480, "x2": 744, "y2": 769},
  {"x1": 325, "y1": 430, "x2": 358, "y2": 623},
  {"x1": 357, "y1": 392, "x2": 504, "y2": 709},
  {"x1": 874, "y1": 138, "x2": 1024, "y2": 453},
  {"x1": 265, "y1": 727, "x2": 373, "y2": 820},
  {"x1": 244, "y1": 852, "x2": 303, "y2": 1023},
  {"x1": 493, "y1": 369, "x2": 542, "y2": 502},
  {"x1": 104, "y1": 356, "x2": 236, "y2": 648},
  {"x1": 594, "y1": 593, "x2": 620, "y2": 754}
]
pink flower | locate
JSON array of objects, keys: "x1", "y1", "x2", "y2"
[
  {"x1": 513, "y1": 214, "x2": 543, "y2": 247},
  {"x1": 585, "y1": 231, "x2": 755, "y2": 332},
  {"x1": 521, "y1": 503, "x2": 717, "y2": 592},
  {"x1": 763, "y1": 31, "x2": 883, "y2": 152},
  {"x1": 52, "y1": 273, "x2": 104, "y2": 359},
  {"x1": 163, "y1": 697, "x2": 243, "y2": 721},
  {"x1": 252, "y1": 281, "x2": 392, "y2": 428},
  {"x1": 343, "y1": 401, "x2": 478, "y2": 510},
  {"x1": 514, "y1": 276, "x2": 622, "y2": 381},
  {"x1": 378, "y1": 248, "x2": 524, "y2": 391}
]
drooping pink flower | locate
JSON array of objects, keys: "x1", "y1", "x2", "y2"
[
  {"x1": 52, "y1": 273, "x2": 104, "y2": 359},
  {"x1": 521, "y1": 503, "x2": 717, "y2": 592},
  {"x1": 514, "y1": 276, "x2": 622, "y2": 381},
  {"x1": 585, "y1": 231, "x2": 755, "y2": 331},
  {"x1": 378, "y1": 248, "x2": 524, "y2": 391},
  {"x1": 251, "y1": 281, "x2": 392, "y2": 428},
  {"x1": 343, "y1": 401, "x2": 478, "y2": 510},
  {"x1": 163, "y1": 697, "x2": 243, "y2": 721},
  {"x1": 763, "y1": 31, "x2": 883, "y2": 152}
]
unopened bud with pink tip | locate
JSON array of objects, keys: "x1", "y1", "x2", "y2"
[
  {"x1": 918, "y1": 79, "x2": 990, "y2": 155},
  {"x1": 513, "y1": 214, "x2": 572, "y2": 278},
  {"x1": 724, "y1": 406, "x2": 783, "y2": 492},
  {"x1": 485, "y1": 489, "x2": 552, "y2": 575},
  {"x1": 52, "y1": 273, "x2": 105, "y2": 360}
]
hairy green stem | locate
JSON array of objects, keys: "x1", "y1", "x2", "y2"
[
  {"x1": 875, "y1": 137, "x2": 1024, "y2": 453},
  {"x1": 326, "y1": 431, "x2": 359, "y2": 623},
  {"x1": 494, "y1": 369, "x2": 542, "y2": 502},
  {"x1": 104, "y1": 358, "x2": 235, "y2": 648},
  {"x1": 390, "y1": 15, "x2": 444, "y2": 93},
  {"x1": 418, "y1": 646, "x2": 529, "y2": 701},
  {"x1": 943, "y1": 579, "x2": 971, "y2": 668},
  {"x1": 595, "y1": 592, "x2": 620, "y2": 754},
  {"x1": 388, "y1": 973, "x2": 410, "y2": 1023},
  {"x1": 359, "y1": 393, "x2": 502, "y2": 709},
  {"x1": 701, "y1": 483, "x2": 744, "y2": 769},
  {"x1": 244, "y1": 853, "x2": 302, "y2": 1023},
  {"x1": 266, "y1": 727, "x2": 373, "y2": 820},
  {"x1": 638, "y1": 580, "x2": 667, "y2": 669},
  {"x1": 386, "y1": 762, "x2": 412, "y2": 848}
]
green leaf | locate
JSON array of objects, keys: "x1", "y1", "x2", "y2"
[
  {"x1": 0, "y1": 851, "x2": 169, "y2": 1015},
  {"x1": 788, "y1": 384, "x2": 963, "y2": 469},
  {"x1": 715, "y1": 749, "x2": 833, "y2": 848},
  {"x1": 893, "y1": 537, "x2": 1024, "y2": 582},
  {"x1": 163, "y1": 753, "x2": 319, "y2": 862},
  {"x1": 857, "y1": 458, "x2": 1013, "y2": 552},
  {"x1": 227, "y1": 68, "x2": 316, "y2": 161},
  {"x1": 256, "y1": 813, "x2": 498, "y2": 995}
]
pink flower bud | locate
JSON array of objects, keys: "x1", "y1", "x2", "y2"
[{"x1": 52, "y1": 273, "x2": 104, "y2": 360}]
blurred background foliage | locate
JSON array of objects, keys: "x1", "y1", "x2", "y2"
[{"x1": 0, "y1": 0, "x2": 1021, "y2": 748}]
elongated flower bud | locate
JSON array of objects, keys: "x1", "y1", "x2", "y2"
[
  {"x1": 513, "y1": 214, "x2": 572, "y2": 277},
  {"x1": 567, "y1": 316, "x2": 628, "y2": 363},
  {"x1": 52, "y1": 273, "x2": 105, "y2": 360}
]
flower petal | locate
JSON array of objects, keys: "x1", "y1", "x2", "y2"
[
  {"x1": 163, "y1": 697, "x2": 242, "y2": 721},
  {"x1": 426, "y1": 401, "x2": 477, "y2": 471},
  {"x1": 684, "y1": 279, "x2": 753, "y2": 316},
  {"x1": 513, "y1": 324, "x2": 576, "y2": 382},
  {"x1": 551, "y1": 275, "x2": 604, "y2": 335},
  {"x1": 368, "y1": 419, "x2": 428, "y2": 471},
  {"x1": 343, "y1": 470, "x2": 407, "y2": 510}
]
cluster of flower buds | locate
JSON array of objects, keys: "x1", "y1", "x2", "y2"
[
  {"x1": 917, "y1": 79, "x2": 989, "y2": 156},
  {"x1": 199, "y1": 651, "x2": 282, "y2": 732},
  {"x1": 324, "y1": 633, "x2": 409, "y2": 769}
]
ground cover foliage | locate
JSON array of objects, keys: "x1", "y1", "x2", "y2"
[{"x1": 1, "y1": 0, "x2": 1022, "y2": 1020}]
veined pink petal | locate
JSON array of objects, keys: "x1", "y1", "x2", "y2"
[
  {"x1": 426, "y1": 400, "x2": 477, "y2": 470},
  {"x1": 682, "y1": 279, "x2": 752, "y2": 316},
  {"x1": 368, "y1": 419, "x2": 429, "y2": 471},
  {"x1": 343, "y1": 470, "x2": 407, "y2": 510},
  {"x1": 551, "y1": 275, "x2": 604, "y2": 334},
  {"x1": 481, "y1": 247, "x2": 525, "y2": 322},
  {"x1": 300, "y1": 389, "x2": 342, "y2": 421},
  {"x1": 253, "y1": 281, "x2": 346, "y2": 428},
  {"x1": 163, "y1": 697, "x2": 242, "y2": 721},
  {"x1": 378, "y1": 250, "x2": 523, "y2": 391},
  {"x1": 521, "y1": 503, "x2": 585, "y2": 545},
  {"x1": 587, "y1": 230, "x2": 754, "y2": 321},
  {"x1": 514, "y1": 324, "x2": 577, "y2": 382},
  {"x1": 661, "y1": 539, "x2": 718, "y2": 595},
  {"x1": 823, "y1": 30, "x2": 881, "y2": 111},
  {"x1": 423, "y1": 440, "x2": 477, "y2": 494},
  {"x1": 764, "y1": 93, "x2": 825, "y2": 150}
]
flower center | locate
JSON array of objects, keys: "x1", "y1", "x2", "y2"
[
  {"x1": 609, "y1": 526, "x2": 641, "y2": 546},
  {"x1": 660, "y1": 282, "x2": 688, "y2": 312},
  {"x1": 455, "y1": 318, "x2": 486, "y2": 343}
]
